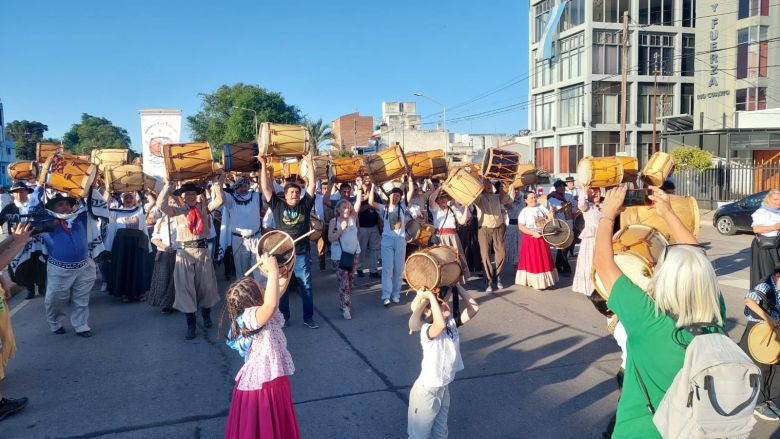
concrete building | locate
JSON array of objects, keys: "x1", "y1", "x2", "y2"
[
  {"x1": 528, "y1": 0, "x2": 696, "y2": 176},
  {"x1": 0, "y1": 100, "x2": 16, "y2": 187},
  {"x1": 376, "y1": 101, "x2": 450, "y2": 155},
  {"x1": 331, "y1": 112, "x2": 374, "y2": 149}
]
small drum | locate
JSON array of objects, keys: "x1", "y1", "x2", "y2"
[
  {"x1": 481, "y1": 148, "x2": 520, "y2": 183},
  {"x1": 312, "y1": 156, "x2": 330, "y2": 181},
  {"x1": 283, "y1": 161, "x2": 301, "y2": 179},
  {"x1": 163, "y1": 142, "x2": 219, "y2": 181},
  {"x1": 8, "y1": 161, "x2": 38, "y2": 181},
  {"x1": 615, "y1": 156, "x2": 639, "y2": 184},
  {"x1": 330, "y1": 156, "x2": 365, "y2": 183},
  {"x1": 573, "y1": 211, "x2": 585, "y2": 232},
  {"x1": 612, "y1": 225, "x2": 668, "y2": 268},
  {"x1": 513, "y1": 163, "x2": 537, "y2": 188},
  {"x1": 403, "y1": 245, "x2": 463, "y2": 291},
  {"x1": 105, "y1": 164, "x2": 147, "y2": 193},
  {"x1": 363, "y1": 145, "x2": 409, "y2": 184},
  {"x1": 748, "y1": 322, "x2": 780, "y2": 365},
  {"x1": 309, "y1": 216, "x2": 324, "y2": 242},
  {"x1": 408, "y1": 150, "x2": 445, "y2": 178},
  {"x1": 256, "y1": 230, "x2": 296, "y2": 279},
  {"x1": 38, "y1": 153, "x2": 97, "y2": 199},
  {"x1": 592, "y1": 253, "x2": 655, "y2": 300},
  {"x1": 577, "y1": 157, "x2": 623, "y2": 188},
  {"x1": 258, "y1": 122, "x2": 310, "y2": 157},
  {"x1": 36, "y1": 142, "x2": 63, "y2": 164},
  {"x1": 620, "y1": 195, "x2": 700, "y2": 242},
  {"x1": 542, "y1": 219, "x2": 573, "y2": 249},
  {"x1": 442, "y1": 167, "x2": 484, "y2": 207},
  {"x1": 91, "y1": 149, "x2": 129, "y2": 171},
  {"x1": 413, "y1": 223, "x2": 436, "y2": 247},
  {"x1": 222, "y1": 143, "x2": 259, "y2": 173},
  {"x1": 405, "y1": 219, "x2": 421, "y2": 243},
  {"x1": 642, "y1": 151, "x2": 675, "y2": 187}
]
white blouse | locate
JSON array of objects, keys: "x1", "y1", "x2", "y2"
[
  {"x1": 752, "y1": 207, "x2": 780, "y2": 237},
  {"x1": 517, "y1": 205, "x2": 550, "y2": 230},
  {"x1": 431, "y1": 203, "x2": 465, "y2": 230}
]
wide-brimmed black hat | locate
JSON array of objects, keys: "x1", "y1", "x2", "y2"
[
  {"x1": 173, "y1": 183, "x2": 205, "y2": 196},
  {"x1": 45, "y1": 194, "x2": 78, "y2": 210},
  {"x1": 9, "y1": 181, "x2": 34, "y2": 194}
]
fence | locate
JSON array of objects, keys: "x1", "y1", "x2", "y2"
[{"x1": 674, "y1": 160, "x2": 780, "y2": 209}]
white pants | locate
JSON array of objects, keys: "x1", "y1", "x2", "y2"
[
  {"x1": 358, "y1": 226, "x2": 381, "y2": 273},
  {"x1": 408, "y1": 379, "x2": 450, "y2": 439},
  {"x1": 45, "y1": 260, "x2": 96, "y2": 333},
  {"x1": 380, "y1": 235, "x2": 406, "y2": 301},
  {"x1": 231, "y1": 234, "x2": 260, "y2": 277}
]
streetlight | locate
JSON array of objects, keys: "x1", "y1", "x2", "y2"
[
  {"x1": 413, "y1": 92, "x2": 447, "y2": 155},
  {"x1": 231, "y1": 106, "x2": 258, "y2": 137}
]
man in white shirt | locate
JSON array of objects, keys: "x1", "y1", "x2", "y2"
[{"x1": 222, "y1": 177, "x2": 263, "y2": 278}]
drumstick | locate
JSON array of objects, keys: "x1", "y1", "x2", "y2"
[{"x1": 242, "y1": 229, "x2": 317, "y2": 276}]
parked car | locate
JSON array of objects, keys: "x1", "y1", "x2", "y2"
[{"x1": 713, "y1": 191, "x2": 768, "y2": 235}]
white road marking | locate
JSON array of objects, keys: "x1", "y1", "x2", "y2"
[{"x1": 9, "y1": 297, "x2": 30, "y2": 317}]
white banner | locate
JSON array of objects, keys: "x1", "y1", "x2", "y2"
[{"x1": 139, "y1": 108, "x2": 182, "y2": 179}]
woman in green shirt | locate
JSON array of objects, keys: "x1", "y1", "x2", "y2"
[{"x1": 593, "y1": 186, "x2": 725, "y2": 438}]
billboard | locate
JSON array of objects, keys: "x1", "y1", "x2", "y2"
[{"x1": 139, "y1": 108, "x2": 182, "y2": 178}]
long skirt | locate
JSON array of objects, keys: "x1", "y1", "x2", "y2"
[
  {"x1": 146, "y1": 251, "x2": 176, "y2": 308},
  {"x1": 515, "y1": 234, "x2": 558, "y2": 290},
  {"x1": 0, "y1": 294, "x2": 15, "y2": 380},
  {"x1": 504, "y1": 225, "x2": 521, "y2": 271},
  {"x1": 750, "y1": 237, "x2": 780, "y2": 289},
  {"x1": 457, "y1": 218, "x2": 481, "y2": 275},
  {"x1": 225, "y1": 375, "x2": 301, "y2": 439},
  {"x1": 572, "y1": 236, "x2": 595, "y2": 295},
  {"x1": 109, "y1": 229, "x2": 152, "y2": 300}
]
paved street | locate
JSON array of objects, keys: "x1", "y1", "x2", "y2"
[{"x1": 2, "y1": 211, "x2": 779, "y2": 438}]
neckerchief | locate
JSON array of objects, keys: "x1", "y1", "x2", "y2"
[
  {"x1": 187, "y1": 206, "x2": 204, "y2": 235},
  {"x1": 230, "y1": 191, "x2": 254, "y2": 206},
  {"x1": 54, "y1": 219, "x2": 71, "y2": 233}
]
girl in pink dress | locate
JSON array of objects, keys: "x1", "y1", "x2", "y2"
[{"x1": 222, "y1": 254, "x2": 300, "y2": 439}]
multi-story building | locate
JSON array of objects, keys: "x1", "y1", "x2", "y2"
[
  {"x1": 0, "y1": 100, "x2": 16, "y2": 187},
  {"x1": 331, "y1": 112, "x2": 374, "y2": 150},
  {"x1": 376, "y1": 101, "x2": 449, "y2": 155},
  {"x1": 528, "y1": 0, "x2": 696, "y2": 176}
]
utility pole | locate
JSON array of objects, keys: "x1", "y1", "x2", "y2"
[
  {"x1": 652, "y1": 52, "x2": 659, "y2": 155},
  {"x1": 619, "y1": 11, "x2": 629, "y2": 153},
  {"x1": 353, "y1": 119, "x2": 358, "y2": 150}
]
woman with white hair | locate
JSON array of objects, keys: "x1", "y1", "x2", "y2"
[
  {"x1": 750, "y1": 189, "x2": 780, "y2": 288},
  {"x1": 593, "y1": 186, "x2": 725, "y2": 438}
]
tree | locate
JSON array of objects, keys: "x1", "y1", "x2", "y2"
[
  {"x1": 62, "y1": 113, "x2": 131, "y2": 155},
  {"x1": 4, "y1": 120, "x2": 49, "y2": 160},
  {"x1": 670, "y1": 146, "x2": 713, "y2": 172},
  {"x1": 187, "y1": 83, "x2": 302, "y2": 150},
  {"x1": 304, "y1": 118, "x2": 332, "y2": 155}
]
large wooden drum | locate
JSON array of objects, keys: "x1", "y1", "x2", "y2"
[
  {"x1": 38, "y1": 153, "x2": 97, "y2": 199},
  {"x1": 405, "y1": 220, "x2": 436, "y2": 247},
  {"x1": 330, "y1": 156, "x2": 365, "y2": 183},
  {"x1": 256, "y1": 230, "x2": 296, "y2": 279},
  {"x1": 408, "y1": 150, "x2": 445, "y2": 178},
  {"x1": 404, "y1": 246, "x2": 463, "y2": 291},
  {"x1": 615, "y1": 156, "x2": 639, "y2": 184},
  {"x1": 620, "y1": 195, "x2": 700, "y2": 242},
  {"x1": 577, "y1": 157, "x2": 623, "y2": 188},
  {"x1": 267, "y1": 157, "x2": 284, "y2": 179},
  {"x1": 91, "y1": 149, "x2": 129, "y2": 171},
  {"x1": 258, "y1": 123, "x2": 310, "y2": 157},
  {"x1": 512, "y1": 163, "x2": 537, "y2": 188},
  {"x1": 542, "y1": 219, "x2": 573, "y2": 249},
  {"x1": 312, "y1": 156, "x2": 330, "y2": 180},
  {"x1": 283, "y1": 161, "x2": 301, "y2": 179},
  {"x1": 642, "y1": 151, "x2": 674, "y2": 187},
  {"x1": 481, "y1": 148, "x2": 520, "y2": 183},
  {"x1": 309, "y1": 216, "x2": 324, "y2": 242},
  {"x1": 36, "y1": 142, "x2": 63, "y2": 164},
  {"x1": 105, "y1": 164, "x2": 148, "y2": 193},
  {"x1": 363, "y1": 145, "x2": 409, "y2": 183},
  {"x1": 442, "y1": 167, "x2": 484, "y2": 207},
  {"x1": 748, "y1": 322, "x2": 780, "y2": 365},
  {"x1": 222, "y1": 143, "x2": 259, "y2": 173},
  {"x1": 163, "y1": 142, "x2": 219, "y2": 181},
  {"x1": 8, "y1": 161, "x2": 38, "y2": 181}
]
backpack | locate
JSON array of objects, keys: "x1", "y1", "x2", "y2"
[{"x1": 636, "y1": 324, "x2": 761, "y2": 439}]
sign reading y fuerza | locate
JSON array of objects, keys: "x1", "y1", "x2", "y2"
[{"x1": 697, "y1": 3, "x2": 729, "y2": 100}]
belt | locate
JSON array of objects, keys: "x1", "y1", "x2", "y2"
[
  {"x1": 508, "y1": 219, "x2": 518, "y2": 225},
  {"x1": 181, "y1": 239, "x2": 207, "y2": 249},
  {"x1": 47, "y1": 258, "x2": 87, "y2": 270},
  {"x1": 436, "y1": 228, "x2": 457, "y2": 235},
  {"x1": 232, "y1": 231, "x2": 260, "y2": 239}
]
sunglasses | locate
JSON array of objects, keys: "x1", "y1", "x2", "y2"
[{"x1": 662, "y1": 243, "x2": 706, "y2": 261}]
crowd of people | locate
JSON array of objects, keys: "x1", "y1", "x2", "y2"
[{"x1": 1, "y1": 150, "x2": 780, "y2": 439}]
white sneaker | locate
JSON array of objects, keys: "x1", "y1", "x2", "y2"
[
  {"x1": 383, "y1": 299, "x2": 391, "y2": 307},
  {"x1": 496, "y1": 281, "x2": 504, "y2": 290},
  {"x1": 754, "y1": 402, "x2": 780, "y2": 421},
  {"x1": 342, "y1": 308, "x2": 352, "y2": 320},
  {"x1": 485, "y1": 285, "x2": 493, "y2": 293},
  {"x1": 100, "y1": 282, "x2": 107, "y2": 292},
  {"x1": 391, "y1": 297, "x2": 400, "y2": 304}
]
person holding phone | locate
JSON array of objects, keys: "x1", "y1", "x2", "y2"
[{"x1": 328, "y1": 178, "x2": 363, "y2": 320}]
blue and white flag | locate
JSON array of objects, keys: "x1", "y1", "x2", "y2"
[{"x1": 538, "y1": 0, "x2": 569, "y2": 61}]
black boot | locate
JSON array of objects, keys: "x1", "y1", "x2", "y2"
[
  {"x1": 185, "y1": 313, "x2": 197, "y2": 340},
  {"x1": 201, "y1": 308, "x2": 212, "y2": 328}
]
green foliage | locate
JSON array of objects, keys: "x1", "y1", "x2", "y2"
[
  {"x1": 187, "y1": 83, "x2": 302, "y2": 149},
  {"x1": 670, "y1": 146, "x2": 713, "y2": 172},
  {"x1": 62, "y1": 113, "x2": 131, "y2": 155},
  {"x1": 304, "y1": 118, "x2": 331, "y2": 155},
  {"x1": 337, "y1": 148, "x2": 353, "y2": 158},
  {"x1": 4, "y1": 120, "x2": 48, "y2": 160}
]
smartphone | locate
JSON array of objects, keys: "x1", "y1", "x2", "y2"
[{"x1": 622, "y1": 189, "x2": 652, "y2": 207}]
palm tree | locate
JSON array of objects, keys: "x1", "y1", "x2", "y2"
[{"x1": 304, "y1": 118, "x2": 332, "y2": 156}]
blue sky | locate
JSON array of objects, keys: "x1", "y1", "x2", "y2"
[{"x1": 1, "y1": 0, "x2": 529, "y2": 152}]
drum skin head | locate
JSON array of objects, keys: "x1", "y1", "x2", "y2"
[{"x1": 749, "y1": 322, "x2": 780, "y2": 365}]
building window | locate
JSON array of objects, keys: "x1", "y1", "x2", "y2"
[
  {"x1": 681, "y1": 35, "x2": 695, "y2": 76},
  {"x1": 559, "y1": 0, "x2": 584, "y2": 31},
  {"x1": 534, "y1": 0, "x2": 552, "y2": 43},
  {"x1": 559, "y1": 85, "x2": 584, "y2": 128},
  {"x1": 682, "y1": 0, "x2": 695, "y2": 27},
  {"x1": 638, "y1": 133, "x2": 658, "y2": 166},
  {"x1": 638, "y1": 0, "x2": 673, "y2": 25},
  {"x1": 681, "y1": 84, "x2": 694, "y2": 115},
  {"x1": 592, "y1": 82, "x2": 627, "y2": 124},
  {"x1": 638, "y1": 33, "x2": 674, "y2": 75},
  {"x1": 593, "y1": 30, "x2": 625, "y2": 74},
  {"x1": 738, "y1": 0, "x2": 769, "y2": 19},
  {"x1": 592, "y1": 0, "x2": 630, "y2": 23},
  {"x1": 534, "y1": 92, "x2": 555, "y2": 131},
  {"x1": 559, "y1": 134, "x2": 583, "y2": 174},
  {"x1": 735, "y1": 87, "x2": 767, "y2": 111},
  {"x1": 533, "y1": 50, "x2": 554, "y2": 88},
  {"x1": 592, "y1": 132, "x2": 621, "y2": 157},
  {"x1": 534, "y1": 137, "x2": 555, "y2": 172},
  {"x1": 559, "y1": 33, "x2": 584, "y2": 81},
  {"x1": 638, "y1": 83, "x2": 673, "y2": 124},
  {"x1": 737, "y1": 26, "x2": 768, "y2": 79}
]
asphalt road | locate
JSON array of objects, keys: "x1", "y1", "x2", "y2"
[{"x1": 1, "y1": 214, "x2": 779, "y2": 439}]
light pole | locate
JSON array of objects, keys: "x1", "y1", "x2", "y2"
[
  {"x1": 413, "y1": 92, "x2": 447, "y2": 155},
  {"x1": 232, "y1": 106, "x2": 258, "y2": 137}
]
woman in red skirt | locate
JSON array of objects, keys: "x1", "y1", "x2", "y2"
[
  {"x1": 222, "y1": 254, "x2": 300, "y2": 439},
  {"x1": 515, "y1": 191, "x2": 558, "y2": 290}
]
